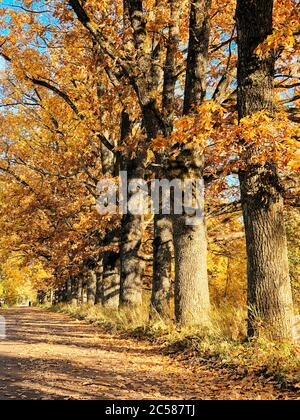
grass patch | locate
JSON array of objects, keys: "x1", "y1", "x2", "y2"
[{"x1": 47, "y1": 303, "x2": 300, "y2": 390}]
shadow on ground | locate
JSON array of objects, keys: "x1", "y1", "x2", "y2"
[{"x1": 0, "y1": 308, "x2": 298, "y2": 400}]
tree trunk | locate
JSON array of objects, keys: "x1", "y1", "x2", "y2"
[
  {"x1": 150, "y1": 0, "x2": 179, "y2": 320},
  {"x1": 95, "y1": 259, "x2": 103, "y2": 305},
  {"x1": 237, "y1": 0, "x2": 294, "y2": 340},
  {"x1": 54, "y1": 288, "x2": 65, "y2": 304},
  {"x1": 87, "y1": 270, "x2": 97, "y2": 305},
  {"x1": 183, "y1": 0, "x2": 212, "y2": 114},
  {"x1": 103, "y1": 250, "x2": 120, "y2": 308},
  {"x1": 119, "y1": 189, "x2": 145, "y2": 307},
  {"x1": 81, "y1": 281, "x2": 86, "y2": 304},
  {"x1": 151, "y1": 215, "x2": 173, "y2": 319},
  {"x1": 49, "y1": 289, "x2": 54, "y2": 306},
  {"x1": 119, "y1": 114, "x2": 146, "y2": 308},
  {"x1": 240, "y1": 167, "x2": 294, "y2": 339},
  {"x1": 71, "y1": 277, "x2": 78, "y2": 306},
  {"x1": 66, "y1": 278, "x2": 72, "y2": 303},
  {"x1": 77, "y1": 277, "x2": 83, "y2": 305},
  {"x1": 171, "y1": 0, "x2": 211, "y2": 326},
  {"x1": 38, "y1": 291, "x2": 46, "y2": 305},
  {"x1": 172, "y1": 175, "x2": 210, "y2": 326}
]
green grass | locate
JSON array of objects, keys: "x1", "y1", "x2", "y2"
[{"x1": 48, "y1": 303, "x2": 300, "y2": 390}]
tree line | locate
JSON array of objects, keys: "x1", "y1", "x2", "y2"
[{"x1": 0, "y1": 0, "x2": 299, "y2": 341}]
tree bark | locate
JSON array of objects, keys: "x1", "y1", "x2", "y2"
[
  {"x1": 95, "y1": 259, "x2": 103, "y2": 305},
  {"x1": 237, "y1": 0, "x2": 294, "y2": 340},
  {"x1": 171, "y1": 0, "x2": 211, "y2": 326},
  {"x1": 38, "y1": 291, "x2": 46, "y2": 305},
  {"x1": 151, "y1": 215, "x2": 173, "y2": 319},
  {"x1": 173, "y1": 213, "x2": 210, "y2": 326},
  {"x1": 150, "y1": 2, "x2": 180, "y2": 319},
  {"x1": 120, "y1": 212, "x2": 145, "y2": 307},
  {"x1": 96, "y1": 65, "x2": 121, "y2": 310},
  {"x1": 119, "y1": 156, "x2": 146, "y2": 307},
  {"x1": 77, "y1": 276, "x2": 83, "y2": 305},
  {"x1": 150, "y1": 0, "x2": 180, "y2": 320},
  {"x1": 102, "y1": 250, "x2": 120, "y2": 307},
  {"x1": 87, "y1": 270, "x2": 97, "y2": 305},
  {"x1": 172, "y1": 169, "x2": 210, "y2": 326},
  {"x1": 183, "y1": 0, "x2": 211, "y2": 114},
  {"x1": 119, "y1": 111, "x2": 146, "y2": 308},
  {"x1": 49, "y1": 289, "x2": 54, "y2": 306},
  {"x1": 70, "y1": 277, "x2": 78, "y2": 306},
  {"x1": 66, "y1": 278, "x2": 72, "y2": 304}
]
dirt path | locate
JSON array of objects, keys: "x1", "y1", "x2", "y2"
[{"x1": 0, "y1": 308, "x2": 298, "y2": 400}]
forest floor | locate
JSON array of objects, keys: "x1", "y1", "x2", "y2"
[{"x1": 0, "y1": 307, "x2": 299, "y2": 400}]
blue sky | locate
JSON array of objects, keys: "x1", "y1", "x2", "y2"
[
  {"x1": 0, "y1": 1, "x2": 57, "y2": 38},
  {"x1": 0, "y1": 57, "x2": 5, "y2": 70}
]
